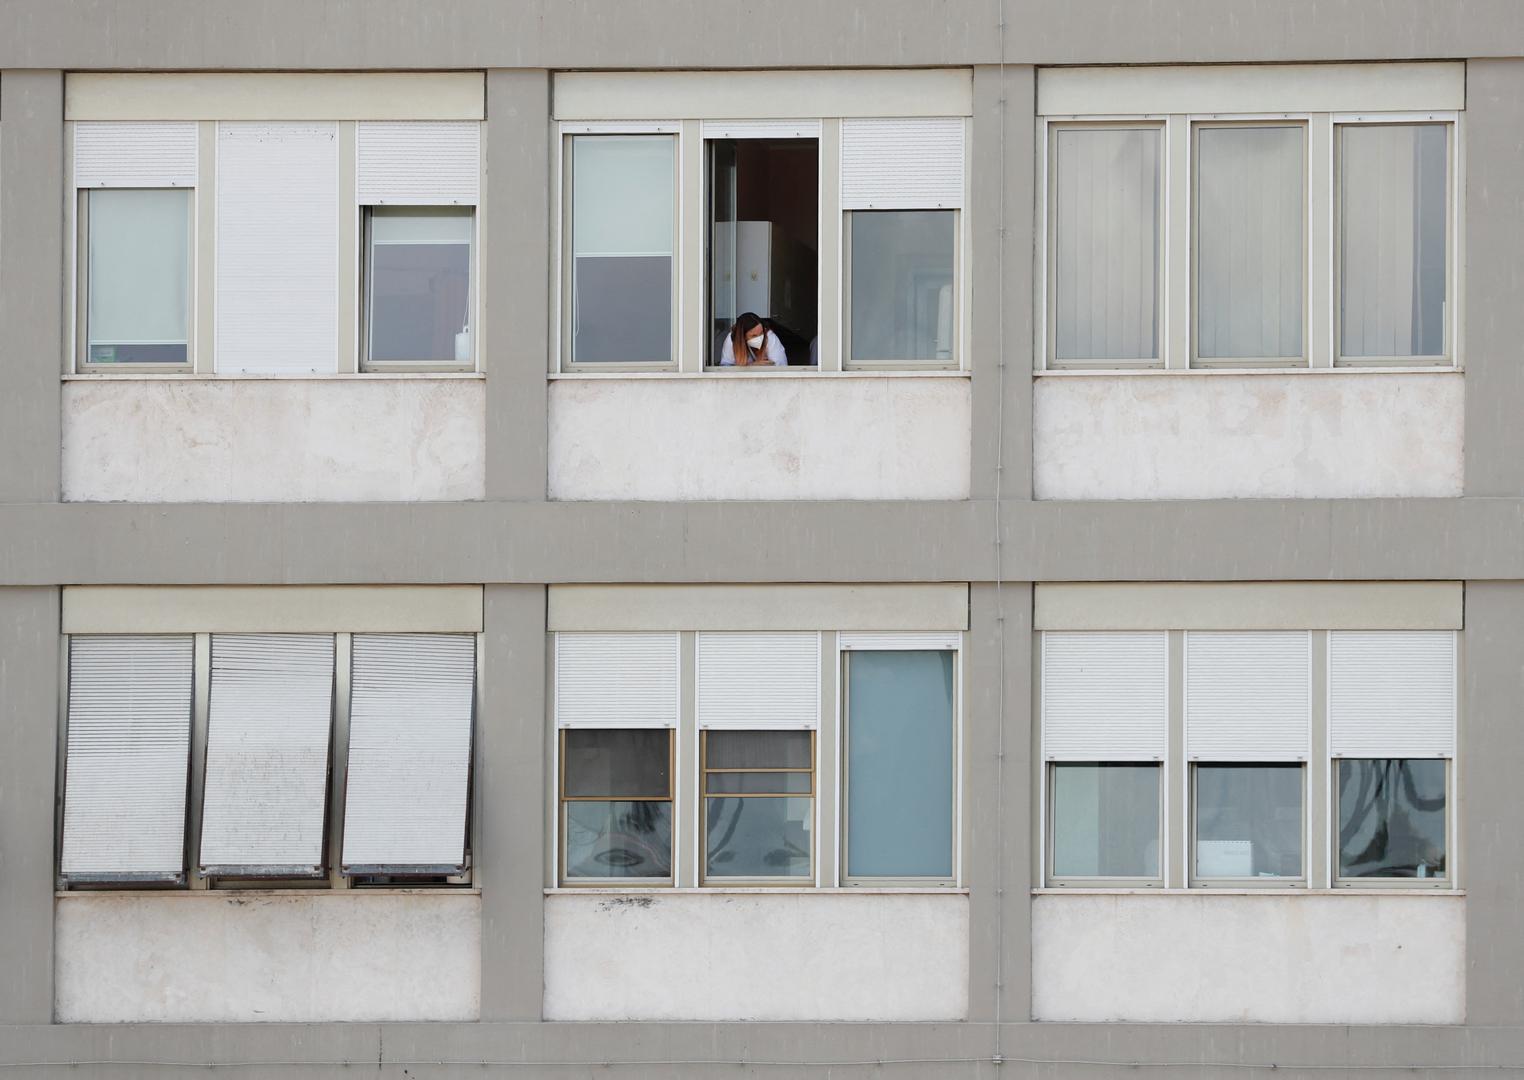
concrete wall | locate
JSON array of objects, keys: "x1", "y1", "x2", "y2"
[
  {"x1": 62, "y1": 378, "x2": 485, "y2": 502},
  {"x1": 548, "y1": 377, "x2": 971, "y2": 501},
  {"x1": 1034, "y1": 373, "x2": 1464, "y2": 500},
  {"x1": 1032, "y1": 892, "x2": 1465, "y2": 1024},
  {"x1": 55, "y1": 891, "x2": 481, "y2": 1023},
  {"x1": 543, "y1": 890, "x2": 969, "y2": 1021}
]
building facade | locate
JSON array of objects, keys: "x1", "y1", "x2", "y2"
[{"x1": 2, "y1": 2, "x2": 1524, "y2": 1076}]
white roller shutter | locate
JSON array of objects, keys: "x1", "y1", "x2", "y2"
[
  {"x1": 342, "y1": 634, "x2": 475, "y2": 872},
  {"x1": 1042, "y1": 632, "x2": 1167, "y2": 761},
  {"x1": 61, "y1": 635, "x2": 194, "y2": 881},
  {"x1": 701, "y1": 119, "x2": 821, "y2": 139},
  {"x1": 842, "y1": 117, "x2": 965, "y2": 209},
  {"x1": 74, "y1": 122, "x2": 197, "y2": 188},
  {"x1": 839, "y1": 631, "x2": 961, "y2": 651},
  {"x1": 200, "y1": 633, "x2": 335, "y2": 874},
  {"x1": 697, "y1": 632, "x2": 820, "y2": 729},
  {"x1": 555, "y1": 632, "x2": 679, "y2": 728},
  {"x1": 1184, "y1": 631, "x2": 1311, "y2": 761},
  {"x1": 215, "y1": 122, "x2": 338, "y2": 373},
  {"x1": 1329, "y1": 631, "x2": 1456, "y2": 758},
  {"x1": 356, "y1": 121, "x2": 480, "y2": 205}
]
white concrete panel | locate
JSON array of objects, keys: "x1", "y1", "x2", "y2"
[
  {"x1": 62, "y1": 378, "x2": 485, "y2": 502},
  {"x1": 1032, "y1": 892, "x2": 1464, "y2": 1024},
  {"x1": 549, "y1": 377, "x2": 971, "y2": 501},
  {"x1": 544, "y1": 890, "x2": 968, "y2": 1021},
  {"x1": 1033, "y1": 372, "x2": 1463, "y2": 500},
  {"x1": 55, "y1": 891, "x2": 480, "y2": 1023}
]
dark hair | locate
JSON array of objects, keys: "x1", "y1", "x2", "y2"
[{"x1": 728, "y1": 312, "x2": 766, "y2": 365}]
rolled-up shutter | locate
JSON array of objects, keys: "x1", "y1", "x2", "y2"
[
  {"x1": 701, "y1": 119, "x2": 821, "y2": 139},
  {"x1": 1185, "y1": 631, "x2": 1311, "y2": 761},
  {"x1": 555, "y1": 632, "x2": 679, "y2": 728},
  {"x1": 1329, "y1": 631, "x2": 1456, "y2": 758},
  {"x1": 61, "y1": 635, "x2": 194, "y2": 881},
  {"x1": 839, "y1": 631, "x2": 961, "y2": 651},
  {"x1": 342, "y1": 634, "x2": 475, "y2": 872},
  {"x1": 841, "y1": 117, "x2": 965, "y2": 210},
  {"x1": 74, "y1": 122, "x2": 197, "y2": 188},
  {"x1": 697, "y1": 632, "x2": 820, "y2": 729},
  {"x1": 200, "y1": 633, "x2": 334, "y2": 875},
  {"x1": 1042, "y1": 632, "x2": 1167, "y2": 761},
  {"x1": 356, "y1": 121, "x2": 480, "y2": 205}
]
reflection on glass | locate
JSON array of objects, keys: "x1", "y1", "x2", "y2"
[
  {"x1": 563, "y1": 729, "x2": 670, "y2": 798},
  {"x1": 850, "y1": 211, "x2": 956, "y2": 364},
  {"x1": 1338, "y1": 758, "x2": 1447, "y2": 879},
  {"x1": 565, "y1": 801, "x2": 672, "y2": 879},
  {"x1": 1051, "y1": 763, "x2": 1160, "y2": 878},
  {"x1": 367, "y1": 208, "x2": 472, "y2": 363},
  {"x1": 1194, "y1": 763, "x2": 1303, "y2": 878},
  {"x1": 87, "y1": 188, "x2": 191, "y2": 364},
  {"x1": 704, "y1": 796, "x2": 812, "y2": 878}
]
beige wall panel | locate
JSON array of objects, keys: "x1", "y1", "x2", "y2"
[
  {"x1": 64, "y1": 585, "x2": 484, "y2": 634},
  {"x1": 1035, "y1": 582, "x2": 1462, "y2": 631},
  {"x1": 65, "y1": 73, "x2": 486, "y2": 121},
  {"x1": 549, "y1": 583, "x2": 969, "y2": 631}
]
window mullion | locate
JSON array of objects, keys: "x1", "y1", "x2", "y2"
[
  {"x1": 818, "y1": 119, "x2": 843, "y2": 372},
  {"x1": 1166, "y1": 629, "x2": 1186, "y2": 888},
  {"x1": 1164, "y1": 115, "x2": 1191, "y2": 369},
  {"x1": 1308, "y1": 113, "x2": 1334, "y2": 369},
  {"x1": 194, "y1": 121, "x2": 216, "y2": 374},
  {"x1": 327, "y1": 633, "x2": 352, "y2": 889},
  {"x1": 1309, "y1": 629, "x2": 1331, "y2": 888},
  {"x1": 186, "y1": 632, "x2": 211, "y2": 890},
  {"x1": 676, "y1": 630, "x2": 699, "y2": 886}
]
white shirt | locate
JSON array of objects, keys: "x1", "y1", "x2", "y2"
[{"x1": 718, "y1": 327, "x2": 789, "y2": 367}]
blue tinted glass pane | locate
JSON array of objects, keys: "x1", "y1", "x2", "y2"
[
  {"x1": 704, "y1": 796, "x2": 812, "y2": 878},
  {"x1": 564, "y1": 800, "x2": 671, "y2": 879}
]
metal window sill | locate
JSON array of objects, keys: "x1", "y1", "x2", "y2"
[
  {"x1": 63, "y1": 372, "x2": 486, "y2": 381},
  {"x1": 546, "y1": 886, "x2": 969, "y2": 895},
  {"x1": 1032, "y1": 887, "x2": 1462, "y2": 896},
  {"x1": 1035, "y1": 365, "x2": 1459, "y2": 377},
  {"x1": 549, "y1": 369, "x2": 971, "y2": 379}
]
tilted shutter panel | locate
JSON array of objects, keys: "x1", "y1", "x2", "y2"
[
  {"x1": 215, "y1": 122, "x2": 338, "y2": 373},
  {"x1": 1329, "y1": 631, "x2": 1456, "y2": 758},
  {"x1": 356, "y1": 121, "x2": 480, "y2": 206},
  {"x1": 555, "y1": 632, "x2": 679, "y2": 728},
  {"x1": 75, "y1": 122, "x2": 197, "y2": 188},
  {"x1": 61, "y1": 635, "x2": 194, "y2": 881},
  {"x1": 200, "y1": 633, "x2": 335, "y2": 874},
  {"x1": 697, "y1": 632, "x2": 820, "y2": 729},
  {"x1": 342, "y1": 634, "x2": 475, "y2": 872},
  {"x1": 1042, "y1": 632, "x2": 1167, "y2": 761},
  {"x1": 841, "y1": 117, "x2": 965, "y2": 210},
  {"x1": 701, "y1": 119, "x2": 822, "y2": 140},
  {"x1": 1185, "y1": 631, "x2": 1311, "y2": 761},
  {"x1": 839, "y1": 631, "x2": 961, "y2": 651}
]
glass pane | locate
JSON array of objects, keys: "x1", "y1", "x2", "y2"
[
  {"x1": 849, "y1": 211, "x2": 955, "y2": 364},
  {"x1": 563, "y1": 729, "x2": 670, "y2": 798},
  {"x1": 1194, "y1": 763, "x2": 1303, "y2": 878},
  {"x1": 846, "y1": 650, "x2": 955, "y2": 878},
  {"x1": 1051, "y1": 763, "x2": 1160, "y2": 878},
  {"x1": 705, "y1": 729, "x2": 812, "y2": 770},
  {"x1": 570, "y1": 135, "x2": 674, "y2": 364},
  {"x1": 87, "y1": 188, "x2": 190, "y2": 364},
  {"x1": 564, "y1": 800, "x2": 672, "y2": 879},
  {"x1": 367, "y1": 208, "x2": 471, "y2": 364},
  {"x1": 705, "y1": 795, "x2": 812, "y2": 878},
  {"x1": 1052, "y1": 127, "x2": 1160, "y2": 362},
  {"x1": 1196, "y1": 126, "x2": 1304, "y2": 360},
  {"x1": 706, "y1": 772, "x2": 813, "y2": 794},
  {"x1": 1338, "y1": 758, "x2": 1447, "y2": 879},
  {"x1": 1339, "y1": 124, "x2": 1447, "y2": 358}
]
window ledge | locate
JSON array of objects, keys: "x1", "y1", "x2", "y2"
[
  {"x1": 1032, "y1": 887, "x2": 1462, "y2": 897},
  {"x1": 546, "y1": 886, "x2": 968, "y2": 896},
  {"x1": 1035, "y1": 365, "x2": 1459, "y2": 378},
  {"x1": 58, "y1": 887, "x2": 481, "y2": 898},
  {"x1": 550, "y1": 369, "x2": 970, "y2": 380},
  {"x1": 63, "y1": 372, "x2": 485, "y2": 381}
]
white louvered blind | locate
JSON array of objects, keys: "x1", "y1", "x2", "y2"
[
  {"x1": 215, "y1": 122, "x2": 338, "y2": 373},
  {"x1": 61, "y1": 635, "x2": 194, "y2": 880},
  {"x1": 342, "y1": 634, "x2": 475, "y2": 871},
  {"x1": 842, "y1": 117, "x2": 966, "y2": 210},
  {"x1": 75, "y1": 122, "x2": 198, "y2": 189},
  {"x1": 1184, "y1": 631, "x2": 1311, "y2": 761},
  {"x1": 356, "y1": 121, "x2": 480, "y2": 206},
  {"x1": 701, "y1": 119, "x2": 822, "y2": 140},
  {"x1": 839, "y1": 631, "x2": 961, "y2": 651},
  {"x1": 1329, "y1": 631, "x2": 1456, "y2": 758},
  {"x1": 697, "y1": 632, "x2": 820, "y2": 729},
  {"x1": 555, "y1": 632, "x2": 679, "y2": 728},
  {"x1": 200, "y1": 634, "x2": 335, "y2": 873},
  {"x1": 1042, "y1": 632, "x2": 1167, "y2": 761}
]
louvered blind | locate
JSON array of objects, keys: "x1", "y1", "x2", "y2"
[
  {"x1": 200, "y1": 634, "x2": 335, "y2": 874},
  {"x1": 1329, "y1": 631, "x2": 1456, "y2": 758},
  {"x1": 75, "y1": 122, "x2": 198, "y2": 188},
  {"x1": 839, "y1": 631, "x2": 961, "y2": 651},
  {"x1": 701, "y1": 119, "x2": 822, "y2": 140},
  {"x1": 215, "y1": 122, "x2": 338, "y2": 373},
  {"x1": 342, "y1": 634, "x2": 475, "y2": 871},
  {"x1": 356, "y1": 121, "x2": 480, "y2": 206},
  {"x1": 697, "y1": 632, "x2": 820, "y2": 729},
  {"x1": 1184, "y1": 631, "x2": 1311, "y2": 761},
  {"x1": 61, "y1": 635, "x2": 194, "y2": 881},
  {"x1": 842, "y1": 117, "x2": 965, "y2": 210},
  {"x1": 1042, "y1": 632, "x2": 1167, "y2": 761},
  {"x1": 555, "y1": 632, "x2": 679, "y2": 728}
]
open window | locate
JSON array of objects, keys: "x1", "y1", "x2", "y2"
[{"x1": 362, "y1": 208, "x2": 474, "y2": 369}]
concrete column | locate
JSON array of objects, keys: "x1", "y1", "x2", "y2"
[
  {"x1": 477, "y1": 583, "x2": 547, "y2": 1020},
  {"x1": 482, "y1": 70, "x2": 551, "y2": 501},
  {"x1": 0, "y1": 587, "x2": 59, "y2": 1021},
  {"x1": 0, "y1": 71, "x2": 63, "y2": 503}
]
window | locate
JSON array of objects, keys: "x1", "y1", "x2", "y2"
[
  {"x1": 1193, "y1": 764, "x2": 1303, "y2": 879},
  {"x1": 702, "y1": 730, "x2": 815, "y2": 881},
  {"x1": 363, "y1": 208, "x2": 474, "y2": 369},
  {"x1": 846, "y1": 211, "x2": 957, "y2": 367},
  {"x1": 561, "y1": 729, "x2": 674, "y2": 882},
  {"x1": 80, "y1": 188, "x2": 193, "y2": 368},
  {"x1": 1050, "y1": 762, "x2": 1162, "y2": 879}
]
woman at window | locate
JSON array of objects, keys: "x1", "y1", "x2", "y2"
[{"x1": 719, "y1": 311, "x2": 789, "y2": 367}]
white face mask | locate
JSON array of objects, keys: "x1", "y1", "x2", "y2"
[{"x1": 746, "y1": 333, "x2": 765, "y2": 349}]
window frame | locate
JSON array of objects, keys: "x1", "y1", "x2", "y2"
[
  {"x1": 557, "y1": 727, "x2": 676, "y2": 888},
  {"x1": 841, "y1": 208, "x2": 962, "y2": 372},
  {"x1": 1332, "y1": 756, "x2": 1452, "y2": 890},
  {"x1": 358, "y1": 204, "x2": 477, "y2": 373},
  {"x1": 698, "y1": 728, "x2": 816, "y2": 886},
  {"x1": 1187, "y1": 761, "x2": 1307, "y2": 888}
]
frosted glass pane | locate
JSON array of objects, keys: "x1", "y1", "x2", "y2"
[
  {"x1": 1339, "y1": 124, "x2": 1447, "y2": 358},
  {"x1": 572, "y1": 136, "x2": 674, "y2": 257},
  {"x1": 850, "y1": 212, "x2": 956, "y2": 364},
  {"x1": 1051, "y1": 763, "x2": 1159, "y2": 878},
  {"x1": 846, "y1": 650, "x2": 954, "y2": 878},
  {"x1": 87, "y1": 188, "x2": 189, "y2": 363},
  {"x1": 1052, "y1": 127, "x2": 1160, "y2": 361},
  {"x1": 1196, "y1": 126, "x2": 1304, "y2": 360}
]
